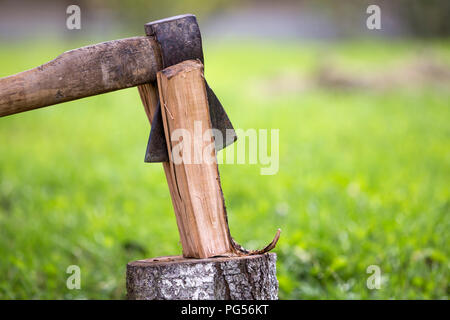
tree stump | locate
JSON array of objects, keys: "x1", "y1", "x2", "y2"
[{"x1": 126, "y1": 253, "x2": 278, "y2": 300}]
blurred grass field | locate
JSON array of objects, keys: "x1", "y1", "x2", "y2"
[{"x1": 0, "y1": 39, "x2": 449, "y2": 299}]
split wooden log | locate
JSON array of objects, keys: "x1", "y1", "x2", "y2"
[
  {"x1": 139, "y1": 60, "x2": 280, "y2": 259},
  {"x1": 156, "y1": 60, "x2": 234, "y2": 258},
  {"x1": 126, "y1": 253, "x2": 278, "y2": 300},
  {"x1": 138, "y1": 75, "x2": 228, "y2": 259}
]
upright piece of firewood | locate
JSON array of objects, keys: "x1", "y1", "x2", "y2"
[{"x1": 156, "y1": 60, "x2": 234, "y2": 258}]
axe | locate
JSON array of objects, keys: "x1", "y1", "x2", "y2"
[{"x1": 0, "y1": 14, "x2": 279, "y2": 258}]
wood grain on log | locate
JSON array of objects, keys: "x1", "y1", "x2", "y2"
[
  {"x1": 156, "y1": 60, "x2": 234, "y2": 258},
  {"x1": 126, "y1": 253, "x2": 278, "y2": 300}
]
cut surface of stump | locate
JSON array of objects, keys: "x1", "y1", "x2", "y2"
[{"x1": 126, "y1": 253, "x2": 278, "y2": 300}]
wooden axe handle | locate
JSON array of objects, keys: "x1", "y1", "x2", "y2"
[{"x1": 0, "y1": 36, "x2": 162, "y2": 117}]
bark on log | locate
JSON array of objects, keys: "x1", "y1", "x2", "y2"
[{"x1": 126, "y1": 253, "x2": 278, "y2": 300}]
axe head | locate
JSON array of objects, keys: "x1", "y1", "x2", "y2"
[{"x1": 143, "y1": 14, "x2": 237, "y2": 163}]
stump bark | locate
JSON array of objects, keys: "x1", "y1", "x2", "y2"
[{"x1": 126, "y1": 253, "x2": 278, "y2": 300}]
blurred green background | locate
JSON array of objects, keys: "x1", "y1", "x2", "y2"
[{"x1": 0, "y1": 0, "x2": 449, "y2": 299}]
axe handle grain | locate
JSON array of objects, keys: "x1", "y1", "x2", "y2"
[{"x1": 0, "y1": 36, "x2": 162, "y2": 117}]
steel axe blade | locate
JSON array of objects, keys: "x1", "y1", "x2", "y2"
[{"x1": 143, "y1": 14, "x2": 237, "y2": 163}]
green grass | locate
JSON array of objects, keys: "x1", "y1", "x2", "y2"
[{"x1": 0, "y1": 39, "x2": 449, "y2": 299}]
